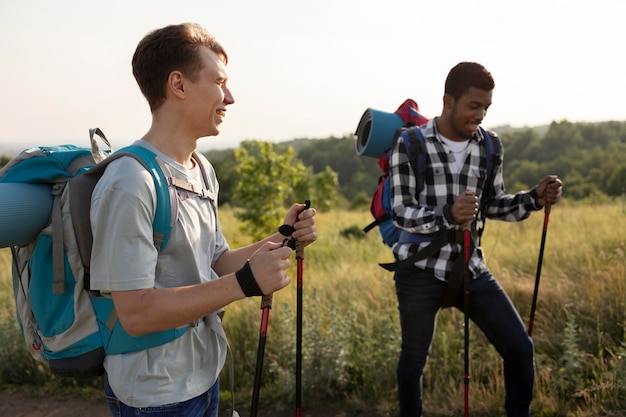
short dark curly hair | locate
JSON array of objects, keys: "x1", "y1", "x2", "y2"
[{"x1": 444, "y1": 62, "x2": 495, "y2": 100}]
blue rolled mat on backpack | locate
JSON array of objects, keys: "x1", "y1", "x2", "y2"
[
  {"x1": 355, "y1": 108, "x2": 404, "y2": 158},
  {"x1": 0, "y1": 183, "x2": 53, "y2": 248}
]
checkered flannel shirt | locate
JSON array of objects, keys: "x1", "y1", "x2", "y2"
[{"x1": 389, "y1": 118, "x2": 542, "y2": 281}]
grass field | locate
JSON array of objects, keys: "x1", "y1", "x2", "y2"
[{"x1": 1, "y1": 202, "x2": 625, "y2": 416}]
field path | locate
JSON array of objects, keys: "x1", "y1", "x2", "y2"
[
  {"x1": 0, "y1": 389, "x2": 367, "y2": 417},
  {"x1": 0, "y1": 389, "x2": 109, "y2": 416}
]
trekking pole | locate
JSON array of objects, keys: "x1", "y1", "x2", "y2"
[
  {"x1": 252, "y1": 200, "x2": 309, "y2": 416},
  {"x1": 295, "y1": 200, "x2": 310, "y2": 417},
  {"x1": 528, "y1": 203, "x2": 552, "y2": 337},
  {"x1": 268, "y1": 200, "x2": 310, "y2": 417},
  {"x1": 250, "y1": 294, "x2": 273, "y2": 417},
  {"x1": 463, "y1": 222, "x2": 471, "y2": 417},
  {"x1": 250, "y1": 200, "x2": 311, "y2": 417}
]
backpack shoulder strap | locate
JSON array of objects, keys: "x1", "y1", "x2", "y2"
[
  {"x1": 402, "y1": 126, "x2": 427, "y2": 194},
  {"x1": 477, "y1": 127, "x2": 503, "y2": 234},
  {"x1": 115, "y1": 145, "x2": 176, "y2": 250},
  {"x1": 70, "y1": 146, "x2": 175, "y2": 275},
  {"x1": 481, "y1": 127, "x2": 502, "y2": 181},
  {"x1": 394, "y1": 127, "x2": 446, "y2": 249}
]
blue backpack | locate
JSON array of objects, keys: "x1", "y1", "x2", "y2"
[
  {"x1": 363, "y1": 125, "x2": 502, "y2": 267},
  {"x1": 0, "y1": 128, "x2": 209, "y2": 377}
]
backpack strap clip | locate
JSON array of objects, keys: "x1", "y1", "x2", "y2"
[{"x1": 167, "y1": 176, "x2": 215, "y2": 201}]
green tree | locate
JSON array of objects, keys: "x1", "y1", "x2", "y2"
[
  {"x1": 501, "y1": 128, "x2": 543, "y2": 161},
  {"x1": 306, "y1": 165, "x2": 339, "y2": 212},
  {"x1": 204, "y1": 149, "x2": 237, "y2": 206},
  {"x1": 287, "y1": 136, "x2": 381, "y2": 202},
  {"x1": 507, "y1": 160, "x2": 541, "y2": 190},
  {"x1": 233, "y1": 140, "x2": 306, "y2": 239},
  {"x1": 542, "y1": 120, "x2": 585, "y2": 162},
  {"x1": 607, "y1": 165, "x2": 626, "y2": 196}
]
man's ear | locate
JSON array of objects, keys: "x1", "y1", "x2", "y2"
[
  {"x1": 168, "y1": 70, "x2": 186, "y2": 98},
  {"x1": 442, "y1": 93, "x2": 454, "y2": 110}
]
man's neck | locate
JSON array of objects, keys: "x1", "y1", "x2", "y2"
[
  {"x1": 434, "y1": 116, "x2": 454, "y2": 140},
  {"x1": 141, "y1": 125, "x2": 197, "y2": 168},
  {"x1": 435, "y1": 116, "x2": 469, "y2": 142}
]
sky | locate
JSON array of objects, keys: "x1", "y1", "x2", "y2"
[{"x1": 1, "y1": 0, "x2": 624, "y2": 153}]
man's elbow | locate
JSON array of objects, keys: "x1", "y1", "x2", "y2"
[
  {"x1": 116, "y1": 313, "x2": 151, "y2": 337},
  {"x1": 110, "y1": 290, "x2": 154, "y2": 337}
]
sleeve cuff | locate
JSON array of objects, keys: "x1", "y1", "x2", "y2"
[
  {"x1": 442, "y1": 204, "x2": 456, "y2": 226},
  {"x1": 529, "y1": 188, "x2": 543, "y2": 210}
]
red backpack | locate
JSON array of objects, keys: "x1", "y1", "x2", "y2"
[
  {"x1": 359, "y1": 99, "x2": 429, "y2": 247},
  {"x1": 356, "y1": 100, "x2": 503, "y2": 271}
]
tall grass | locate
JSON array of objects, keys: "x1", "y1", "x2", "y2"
[{"x1": 1, "y1": 202, "x2": 625, "y2": 416}]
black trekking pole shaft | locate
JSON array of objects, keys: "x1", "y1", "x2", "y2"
[
  {"x1": 296, "y1": 200, "x2": 310, "y2": 417},
  {"x1": 528, "y1": 203, "x2": 551, "y2": 337},
  {"x1": 463, "y1": 222, "x2": 471, "y2": 417},
  {"x1": 250, "y1": 294, "x2": 273, "y2": 417}
]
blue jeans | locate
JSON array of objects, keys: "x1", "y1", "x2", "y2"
[
  {"x1": 394, "y1": 268, "x2": 534, "y2": 417},
  {"x1": 104, "y1": 373, "x2": 220, "y2": 417}
]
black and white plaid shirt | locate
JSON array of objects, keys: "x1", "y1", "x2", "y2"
[{"x1": 390, "y1": 118, "x2": 541, "y2": 281}]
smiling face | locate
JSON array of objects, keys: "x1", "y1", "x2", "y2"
[
  {"x1": 437, "y1": 62, "x2": 495, "y2": 141},
  {"x1": 184, "y1": 47, "x2": 235, "y2": 138},
  {"x1": 442, "y1": 87, "x2": 492, "y2": 140}
]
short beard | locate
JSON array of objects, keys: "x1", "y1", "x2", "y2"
[{"x1": 450, "y1": 105, "x2": 471, "y2": 140}]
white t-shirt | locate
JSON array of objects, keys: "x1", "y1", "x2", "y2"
[
  {"x1": 90, "y1": 140, "x2": 229, "y2": 407},
  {"x1": 438, "y1": 133, "x2": 470, "y2": 174}
]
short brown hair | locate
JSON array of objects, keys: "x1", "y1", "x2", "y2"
[
  {"x1": 444, "y1": 62, "x2": 495, "y2": 100},
  {"x1": 132, "y1": 23, "x2": 228, "y2": 111}
]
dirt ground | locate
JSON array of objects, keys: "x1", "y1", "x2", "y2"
[
  {"x1": 0, "y1": 389, "x2": 383, "y2": 417},
  {"x1": 0, "y1": 389, "x2": 110, "y2": 417}
]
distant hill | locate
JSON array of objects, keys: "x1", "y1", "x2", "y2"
[
  {"x1": 0, "y1": 124, "x2": 554, "y2": 157},
  {"x1": 489, "y1": 123, "x2": 550, "y2": 136}
]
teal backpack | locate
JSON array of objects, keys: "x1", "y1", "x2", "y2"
[{"x1": 0, "y1": 128, "x2": 207, "y2": 377}]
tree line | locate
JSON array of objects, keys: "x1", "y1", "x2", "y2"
[
  {"x1": 2, "y1": 119, "x2": 625, "y2": 213},
  {"x1": 207, "y1": 119, "x2": 626, "y2": 210}
]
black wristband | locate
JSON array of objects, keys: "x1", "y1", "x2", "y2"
[{"x1": 235, "y1": 261, "x2": 263, "y2": 297}]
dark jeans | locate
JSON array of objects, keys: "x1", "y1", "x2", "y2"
[
  {"x1": 104, "y1": 373, "x2": 220, "y2": 417},
  {"x1": 394, "y1": 268, "x2": 534, "y2": 417}
]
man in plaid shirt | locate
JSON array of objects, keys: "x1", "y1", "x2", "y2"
[{"x1": 389, "y1": 62, "x2": 562, "y2": 417}]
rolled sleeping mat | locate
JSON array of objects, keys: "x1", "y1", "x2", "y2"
[
  {"x1": 0, "y1": 183, "x2": 53, "y2": 248},
  {"x1": 355, "y1": 108, "x2": 404, "y2": 158}
]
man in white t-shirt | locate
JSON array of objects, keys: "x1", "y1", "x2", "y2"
[{"x1": 90, "y1": 23, "x2": 317, "y2": 417}]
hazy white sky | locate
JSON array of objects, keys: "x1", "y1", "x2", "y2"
[{"x1": 1, "y1": 0, "x2": 623, "y2": 151}]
